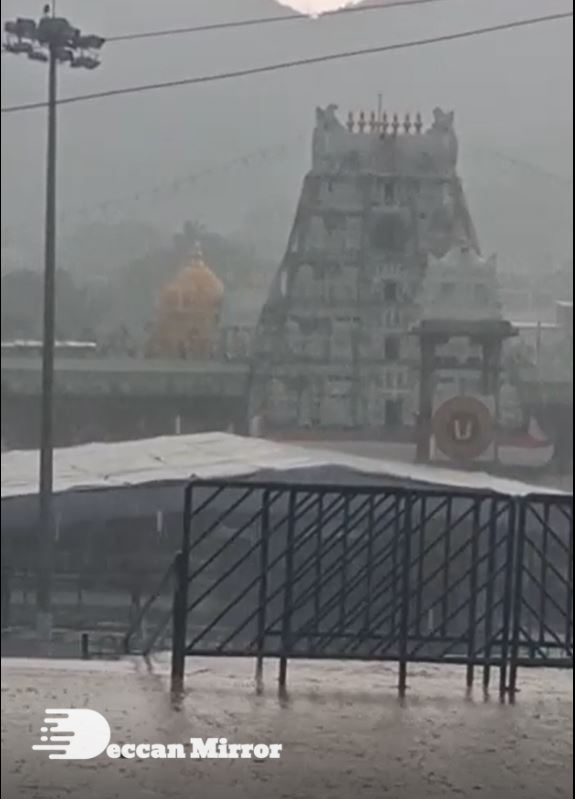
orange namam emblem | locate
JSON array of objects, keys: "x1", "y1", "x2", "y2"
[
  {"x1": 147, "y1": 247, "x2": 224, "y2": 359},
  {"x1": 432, "y1": 396, "x2": 494, "y2": 463}
]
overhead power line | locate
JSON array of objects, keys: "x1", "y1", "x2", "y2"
[
  {"x1": 2, "y1": 12, "x2": 571, "y2": 115},
  {"x1": 106, "y1": 0, "x2": 461, "y2": 43},
  {"x1": 1, "y1": 135, "x2": 570, "y2": 246},
  {"x1": 1, "y1": 136, "x2": 305, "y2": 239},
  {"x1": 472, "y1": 146, "x2": 573, "y2": 187}
]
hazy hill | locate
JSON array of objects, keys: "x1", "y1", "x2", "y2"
[{"x1": 1, "y1": 0, "x2": 572, "y2": 280}]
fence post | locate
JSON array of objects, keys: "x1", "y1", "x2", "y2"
[
  {"x1": 482, "y1": 497, "x2": 498, "y2": 691},
  {"x1": 498, "y1": 500, "x2": 516, "y2": 696},
  {"x1": 256, "y1": 490, "x2": 270, "y2": 685},
  {"x1": 1, "y1": 567, "x2": 12, "y2": 630},
  {"x1": 466, "y1": 500, "x2": 481, "y2": 689},
  {"x1": 170, "y1": 552, "x2": 187, "y2": 692},
  {"x1": 398, "y1": 493, "x2": 413, "y2": 696},
  {"x1": 567, "y1": 500, "x2": 573, "y2": 663},
  {"x1": 508, "y1": 499, "x2": 527, "y2": 698},
  {"x1": 171, "y1": 485, "x2": 193, "y2": 693},
  {"x1": 279, "y1": 490, "x2": 296, "y2": 691},
  {"x1": 80, "y1": 632, "x2": 90, "y2": 660}
]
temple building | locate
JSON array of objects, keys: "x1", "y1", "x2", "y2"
[
  {"x1": 412, "y1": 242, "x2": 516, "y2": 463},
  {"x1": 416, "y1": 242, "x2": 506, "y2": 399},
  {"x1": 248, "y1": 105, "x2": 481, "y2": 435},
  {"x1": 146, "y1": 248, "x2": 224, "y2": 359}
]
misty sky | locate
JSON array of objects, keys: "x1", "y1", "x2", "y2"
[
  {"x1": 288, "y1": 0, "x2": 356, "y2": 10},
  {"x1": 1, "y1": 0, "x2": 572, "y2": 276}
]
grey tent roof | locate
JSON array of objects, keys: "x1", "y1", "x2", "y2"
[{"x1": 2, "y1": 431, "x2": 563, "y2": 501}]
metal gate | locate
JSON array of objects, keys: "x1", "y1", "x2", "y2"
[{"x1": 166, "y1": 481, "x2": 572, "y2": 694}]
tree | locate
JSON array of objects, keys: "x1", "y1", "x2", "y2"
[{"x1": 1, "y1": 269, "x2": 104, "y2": 341}]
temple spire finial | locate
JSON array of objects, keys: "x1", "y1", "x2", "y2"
[{"x1": 381, "y1": 112, "x2": 389, "y2": 138}]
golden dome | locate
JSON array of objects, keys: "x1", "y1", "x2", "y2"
[
  {"x1": 160, "y1": 255, "x2": 224, "y2": 309},
  {"x1": 147, "y1": 249, "x2": 224, "y2": 360}
]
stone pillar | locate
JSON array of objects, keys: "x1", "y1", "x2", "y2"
[
  {"x1": 480, "y1": 337, "x2": 503, "y2": 396},
  {"x1": 479, "y1": 336, "x2": 504, "y2": 462},
  {"x1": 416, "y1": 337, "x2": 436, "y2": 463}
]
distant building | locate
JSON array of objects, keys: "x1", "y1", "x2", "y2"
[{"x1": 417, "y1": 243, "x2": 505, "y2": 399}]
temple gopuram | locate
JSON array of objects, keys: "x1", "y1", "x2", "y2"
[{"x1": 248, "y1": 105, "x2": 482, "y2": 436}]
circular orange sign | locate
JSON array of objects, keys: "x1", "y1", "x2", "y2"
[{"x1": 432, "y1": 396, "x2": 494, "y2": 462}]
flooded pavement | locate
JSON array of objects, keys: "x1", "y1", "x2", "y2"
[{"x1": 1, "y1": 656, "x2": 572, "y2": 799}]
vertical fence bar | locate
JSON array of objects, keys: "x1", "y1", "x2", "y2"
[
  {"x1": 391, "y1": 494, "x2": 401, "y2": 641},
  {"x1": 279, "y1": 490, "x2": 296, "y2": 690},
  {"x1": 171, "y1": 485, "x2": 193, "y2": 692},
  {"x1": 313, "y1": 494, "x2": 324, "y2": 649},
  {"x1": 415, "y1": 497, "x2": 426, "y2": 637},
  {"x1": 525, "y1": 506, "x2": 536, "y2": 658},
  {"x1": 483, "y1": 497, "x2": 498, "y2": 690},
  {"x1": 499, "y1": 500, "x2": 516, "y2": 697},
  {"x1": 1, "y1": 566, "x2": 12, "y2": 631},
  {"x1": 466, "y1": 500, "x2": 481, "y2": 688},
  {"x1": 256, "y1": 490, "x2": 271, "y2": 684},
  {"x1": 398, "y1": 494, "x2": 413, "y2": 695},
  {"x1": 567, "y1": 503, "x2": 573, "y2": 658},
  {"x1": 538, "y1": 501, "x2": 550, "y2": 649},
  {"x1": 339, "y1": 495, "x2": 350, "y2": 638},
  {"x1": 441, "y1": 496, "x2": 453, "y2": 638},
  {"x1": 363, "y1": 496, "x2": 375, "y2": 637},
  {"x1": 509, "y1": 499, "x2": 527, "y2": 697}
]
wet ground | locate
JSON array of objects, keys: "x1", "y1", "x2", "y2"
[{"x1": 1, "y1": 656, "x2": 572, "y2": 799}]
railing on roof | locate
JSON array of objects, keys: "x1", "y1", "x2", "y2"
[{"x1": 1, "y1": 340, "x2": 98, "y2": 358}]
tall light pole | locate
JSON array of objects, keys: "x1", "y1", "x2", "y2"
[{"x1": 3, "y1": 8, "x2": 105, "y2": 638}]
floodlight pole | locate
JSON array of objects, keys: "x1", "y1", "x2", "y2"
[
  {"x1": 36, "y1": 40, "x2": 57, "y2": 638},
  {"x1": 3, "y1": 9, "x2": 105, "y2": 638}
]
